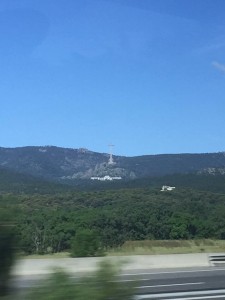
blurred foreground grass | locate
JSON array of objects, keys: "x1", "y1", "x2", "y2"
[
  {"x1": 2, "y1": 238, "x2": 225, "y2": 299},
  {"x1": 12, "y1": 261, "x2": 135, "y2": 300},
  {"x1": 0, "y1": 208, "x2": 16, "y2": 297}
]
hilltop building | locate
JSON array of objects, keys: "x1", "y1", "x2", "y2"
[
  {"x1": 161, "y1": 185, "x2": 175, "y2": 191},
  {"x1": 91, "y1": 175, "x2": 122, "y2": 181}
]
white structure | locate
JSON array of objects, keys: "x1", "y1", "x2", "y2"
[
  {"x1": 108, "y1": 144, "x2": 115, "y2": 165},
  {"x1": 91, "y1": 175, "x2": 122, "y2": 181},
  {"x1": 161, "y1": 185, "x2": 176, "y2": 191}
]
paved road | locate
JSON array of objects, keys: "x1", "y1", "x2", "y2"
[
  {"x1": 12, "y1": 266, "x2": 225, "y2": 299},
  {"x1": 121, "y1": 267, "x2": 225, "y2": 299}
]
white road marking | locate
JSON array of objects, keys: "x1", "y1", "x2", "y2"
[
  {"x1": 122, "y1": 268, "x2": 225, "y2": 277},
  {"x1": 136, "y1": 282, "x2": 204, "y2": 289},
  {"x1": 116, "y1": 278, "x2": 150, "y2": 282},
  {"x1": 171, "y1": 295, "x2": 225, "y2": 300},
  {"x1": 135, "y1": 288, "x2": 225, "y2": 299}
]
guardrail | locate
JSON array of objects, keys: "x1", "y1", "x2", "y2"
[{"x1": 209, "y1": 254, "x2": 225, "y2": 266}]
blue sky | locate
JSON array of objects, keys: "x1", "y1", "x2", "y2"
[{"x1": 1, "y1": 0, "x2": 225, "y2": 156}]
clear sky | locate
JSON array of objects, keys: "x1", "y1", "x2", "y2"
[{"x1": 1, "y1": 0, "x2": 225, "y2": 156}]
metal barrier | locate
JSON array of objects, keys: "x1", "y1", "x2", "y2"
[{"x1": 209, "y1": 254, "x2": 225, "y2": 266}]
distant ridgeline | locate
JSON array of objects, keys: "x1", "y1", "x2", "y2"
[{"x1": 0, "y1": 146, "x2": 225, "y2": 189}]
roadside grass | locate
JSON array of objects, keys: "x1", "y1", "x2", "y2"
[
  {"x1": 107, "y1": 239, "x2": 225, "y2": 256},
  {"x1": 22, "y1": 240, "x2": 225, "y2": 258},
  {"x1": 22, "y1": 252, "x2": 70, "y2": 259}
]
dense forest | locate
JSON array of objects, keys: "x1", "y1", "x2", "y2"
[{"x1": 1, "y1": 183, "x2": 225, "y2": 255}]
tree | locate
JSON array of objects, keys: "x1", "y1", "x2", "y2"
[
  {"x1": 71, "y1": 229, "x2": 103, "y2": 257},
  {"x1": 169, "y1": 213, "x2": 193, "y2": 239}
]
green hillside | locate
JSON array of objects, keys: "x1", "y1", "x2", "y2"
[
  {"x1": 0, "y1": 167, "x2": 73, "y2": 194},
  {"x1": 72, "y1": 173, "x2": 225, "y2": 194},
  {"x1": 1, "y1": 185, "x2": 225, "y2": 255},
  {"x1": 1, "y1": 146, "x2": 225, "y2": 182},
  {"x1": 1, "y1": 162, "x2": 225, "y2": 256},
  {"x1": 1, "y1": 165, "x2": 225, "y2": 194}
]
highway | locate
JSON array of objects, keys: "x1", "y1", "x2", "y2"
[
  {"x1": 120, "y1": 267, "x2": 225, "y2": 299},
  {"x1": 12, "y1": 266, "x2": 225, "y2": 299}
]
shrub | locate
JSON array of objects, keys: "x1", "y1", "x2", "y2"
[{"x1": 71, "y1": 229, "x2": 103, "y2": 257}]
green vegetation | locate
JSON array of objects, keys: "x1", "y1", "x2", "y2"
[
  {"x1": 1, "y1": 186, "x2": 225, "y2": 257},
  {"x1": 2, "y1": 176, "x2": 225, "y2": 297},
  {"x1": 0, "y1": 167, "x2": 75, "y2": 194},
  {"x1": 71, "y1": 229, "x2": 103, "y2": 257},
  {"x1": 2, "y1": 155, "x2": 225, "y2": 297},
  {"x1": 25, "y1": 261, "x2": 135, "y2": 300},
  {"x1": 0, "y1": 208, "x2": 16, "y2": 297},
  {"x1": 1, "y1": 261, "x2": 135, "y2": 299},
  {"x1": 2, "y1": 146, "x2": 225, "y2": 185},
  {"x1": 108, "y1": 239, "x2": 225, "y2": 255}
]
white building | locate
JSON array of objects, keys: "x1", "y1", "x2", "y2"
[
  {"x1": 161, "y1": 185, "x2": 175, "y2": 191},
  {"x1": 91, "y1": 175, "x2": 122, "y2": 181}
]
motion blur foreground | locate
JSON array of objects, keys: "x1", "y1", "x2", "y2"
[
  {"x1": 0, "y1": 207, "x2": 16, "y2": 297},
  {"x1": 0, "y1": 207, "x2": 135, "y2": 299}
]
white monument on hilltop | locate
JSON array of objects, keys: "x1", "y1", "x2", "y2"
[
  {"x1": 90, "y1": 144, "x2": 122, "y2": 181},
  {"x1": 108, "y1": 144, "x2": 115, "y2": 165}
]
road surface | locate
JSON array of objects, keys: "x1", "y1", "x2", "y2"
[
  {"x1": 12, "y1": 266, "x2": 225, "y2": 299},
  {"x1": 120, "y1": 267, "x2": 225, "y2": 299}
]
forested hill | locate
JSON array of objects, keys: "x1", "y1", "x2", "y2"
[
  {"x1": 1, "y1": 148, "x2": 225, "y2": 255},
  {"x1": 0, "y1": 146, "x2": 225, "y2": 184},
  {"x1": 2, "y1": 187, "x2": 225, "y2": 254},
  {"x1": 0, "y1": 167, "x2": 74, "y2": 194},
  {"x1": 1, "y1": 166, "x2": 225, "y2": 195}
]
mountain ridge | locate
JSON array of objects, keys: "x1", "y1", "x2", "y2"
[{"x1": 1, "y1": 146, "x2": 225, "y2": 184}]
